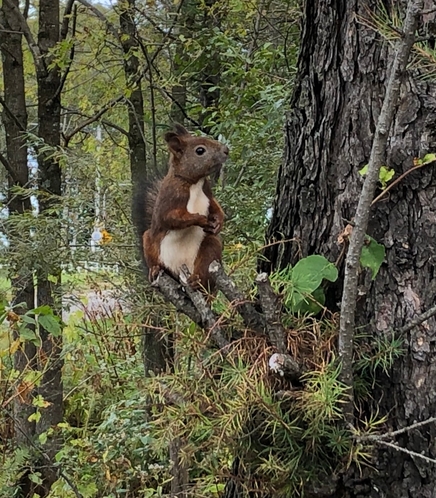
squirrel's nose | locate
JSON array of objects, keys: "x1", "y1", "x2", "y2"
[{"x1": 223, "y1": 146, "x2": 229, "y2": 156}]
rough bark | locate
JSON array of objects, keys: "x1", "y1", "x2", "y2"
[
  {"x1": 0, "y1": 0, "x2": 37, "y2": 447},
  {"x1": 264, "y1": 0, "x2": 436, "y2": 496}
]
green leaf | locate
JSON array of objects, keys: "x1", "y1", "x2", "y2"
[
  {"x1": 358, "y1": 164, "x2": 368, "y2": 176},
  {"x1": 21, "y1": 315, "x2": 36, "y2": 324},
  {"x1": 38, "y1": 314, "x2": 62, "y2": 337},
  {"x1": 28, "y1": 472, "x2": 43, "y2": 485},
  {"x1": 291, "y1": 255, "x2": 338, "y2": 293},
  {"x1": 28, "y1": 411, "x2": 42, "y2": 423},
  {"x1": 360, "y1": 236, "x2": 385, "y2": 280},
  {"x1": 421, "y1": 153, "x2": 436, "y2": 165},
  {"x1": 292, "y1": 287, "x2": 326, "y2": 315},
  {"x1": 19, "y1": 326, "x2": 39, "y2": 343},
  {"x1": 33, "y1": 305, "x2": 53, "y2": 315},
  {"x1": 379, "y1": 166, "x2": 395, "y2": 189}
]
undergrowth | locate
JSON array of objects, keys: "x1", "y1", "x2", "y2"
[{"x1": 0, "y1": 246, "x2": 405, "y2": 497}]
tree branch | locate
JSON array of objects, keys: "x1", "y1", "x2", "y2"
[
  {"x1": 0, "y1": 151, "x2": 20, "y2": 184},
  {"x1": 0, "y1": 94, "x2": 27, "y2": 132},
  {"x1": 209, "y1": 261, "x2": 266, "y2": 334},
  {"x1": 52, "y1": 4, "x2": 78, "y2": 105},
  {"x1": 61, "y1": 0, "x2": 76, "y2": 40},
  {"x1": 268, "y1": 353, "x2": 302, "y2": 380},
  {"x1": 362, "y1": 416, "x2": 436, "y2": 442},
  {"x1": 75, "y1": 0, "x2": 119, "y2": 40},
  {"x1": 63, "y1": 95, "x2": 125, "y2": 145},
  {"x1": 151, "y1": 271, "x2": 203, "y2": 327},
  {"x1": 62, "y1": 0, "x2": 183, "y2": 144},
  {"x1": 338, "y1": 0, "x2": 424, "y2": 421},
  {"x1": 255, "y1": 272, "x2": 287, "y2": 353},
  {"x1": 375, "y1": 439, "x2": 436, "y2": 465},
  {"x1": 371, "y1": 158, "x2": 436, "y2": 206},
  {"x1": 398, "y1": 303, "x2": 436, "y2": 335},
  {"x1": 3, "y1": 0, "x2": 45, "y2": 75},
  {"x1": 179, "y1": 265, "x2": 230, "y2": 352}
]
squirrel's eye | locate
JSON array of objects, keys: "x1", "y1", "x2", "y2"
[{"x1": 195, "y1": 147, "x2": 206, "y2": 156}]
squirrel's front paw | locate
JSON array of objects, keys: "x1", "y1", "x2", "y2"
[
  {"x1": 204, "y1": 215, "x2": 222, "y2": 234},
  {"x1": 187, "y1": 273, "x2": 202, "y2": 290}
]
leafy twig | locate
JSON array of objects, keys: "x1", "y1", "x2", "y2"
[
  {"x1": 371, "y1": 159, "x2": 436, "y2": 206},
  {"x1": 338, "y1": 0, "x2": 424, "y2": 421}
]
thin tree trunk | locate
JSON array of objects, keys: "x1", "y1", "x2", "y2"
[
  {"x1": 264, "y1": 0, "x2": 436, "y2": 495},
  {"x1": 119, "y1": 0, "x2": 147, "y2": 186},
  {"x1": 119, "y1": 0, "x2": 174, "y2": 377},
  {"x1": 0, "y1": 0, "x2": 37, "y2": 449},
  {"x1": 35, "y1": 0, "x2": 64, "y2": 492}
]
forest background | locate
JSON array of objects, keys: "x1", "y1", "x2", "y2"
[{"x1": 1, "y1": 0, "x2": 436, "y2": 497}]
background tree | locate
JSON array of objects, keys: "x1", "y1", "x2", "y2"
[
  {"x1": 0, "y1": 0, "x2": 36, "y2": 452},
  {"x1": 264, "y1": 0, "x2": 436, "y2": 495},
  {"x1": 0, "y1": 0, "x2": 304, "y2": 495}
]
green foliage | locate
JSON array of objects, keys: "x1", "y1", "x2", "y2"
[
  {"x1": 270, "y1": 255, "x2": 338, "y2": 314},
  {"x1": 358, "y1": 164, "x2": 395, "y2": 189},
  {"x1": 0, "y1": 0, "x2": 405, "y2": 495},
  {"x1": 360, "y1": 235, "x2": 385, "y2": 280}
]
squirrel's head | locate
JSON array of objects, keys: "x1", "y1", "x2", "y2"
[{"x1": 164, "y1": 124, "x2": 229, "y2": 183}]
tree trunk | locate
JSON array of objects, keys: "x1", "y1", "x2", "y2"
[
  {"x1": 264, "y1": 1, "x2": 436, "y2": 496},
  {"x1": 0, "y1": 0, "x2": 37, "y2": 448},
  {"x1": 35, "y1": 0, "x2": 64, "y2": 492},
  {"x1": 119, "y1": 0, "x2": 147, "y2": 186},
  {"x1": 119, "y1": 0, "x2": 174, "y2": 377}
]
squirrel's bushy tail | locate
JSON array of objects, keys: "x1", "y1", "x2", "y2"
[{"x1": 132, "y1": 176, "x2": 162, "y2": 269}]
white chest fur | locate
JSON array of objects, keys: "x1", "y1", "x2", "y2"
[
  {"x1": 187, "y1": 179, "x2": 209, "y2": 215},
  {"x1": 160, "y1": 179, "x2": 210, "y2": 275}
]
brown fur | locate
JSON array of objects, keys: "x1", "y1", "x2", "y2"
[{"x1": 143, "y1": 124, "x2": 228, "y2": 290}]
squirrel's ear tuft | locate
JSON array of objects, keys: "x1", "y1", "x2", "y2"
[
  {"x1": 164, "y1": 132, "x2": 185, "y2": 155},
  {"x1": 172, "y1": 123, "x2": 190, "y2": 136}
]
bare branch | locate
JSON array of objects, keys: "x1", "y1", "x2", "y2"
[
  {"x1": 52, "y1": 4, "x2": 78, "y2": 105},
  {"x1": 398, "y1": 304, "x2": 436, "y2": 335},
  {"x1": 371, "y1": 158, "x2": 436, "y2": 206},
  {"x1": 375, "y1": 439, "x2": 436, "y2": 465},
  {"x1": 255, "y1": 272, "x2": 287, "y2": 353},
  {"x1": 179, "y1": 265, "x2": 230, "y2": 351},
  {"x1": 63, "y1": 95, "x2": 125, "y2": 145},
  {"x1": 152, "y1": 271, "x2": 202, "y2": 326},
  {"x1": 61, "y1": 0, "x2": 76, "y2": 40},
  {"x1": 268, "y1": 353, "x2": 302, "y2": 380},
  {"x1": 363, "y1": 416, "x2": 436, "y2": 442},
  {"x1": 0, "y1": 95, "x2": 27, "y2": 132},
  {"x1": 338, "y1": 0, "x2": 424, "y2": 421},
  {"x1": 0, "y1": 151, "x2": 20, "y2": 184},
  {"x1": 209, "y1": 261, "x2": 266, "y2": 334}
]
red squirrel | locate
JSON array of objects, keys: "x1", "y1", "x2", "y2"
[{"x1": 141, "y1": 124, "x2": 229, "y2": 290}]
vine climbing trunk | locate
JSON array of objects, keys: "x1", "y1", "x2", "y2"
[{"x1": 263, "y1": 0, "x2": 436, "y2": 496}]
